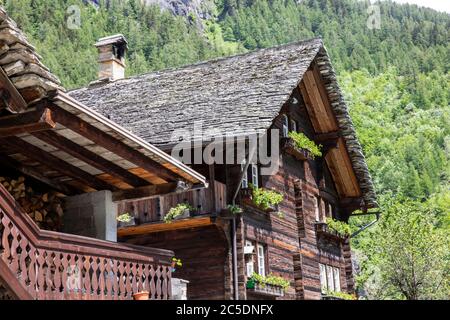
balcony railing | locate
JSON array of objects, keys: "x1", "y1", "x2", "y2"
[
  {"x1": 118, "y1": 181, "x2": 227, "y2": 225},
  {"x1": 0, "y1": 184, "x2": 172, "y2": 300}
]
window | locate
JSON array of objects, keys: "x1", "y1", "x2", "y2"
[
  {"x1": 257, "y1": 244, "x2": 266, "y2": 276},
  {"x1": 245, "y1": 240, "x2": 254, "y2": 277},
  {"x1": 241, "y1": 161, "x2": 248, "y2": 189},
  {"x1": 290, "y1": 119, "x2": 297, "y2": 132},
  {"x1": 326, "y1": 265, "x2": 334, "y2": 292},
  {"x1": 251, "y1": 164, "x2": 259, "y2": 188},
  {"x1": 281, "y1": 114, "x2": 289, "y2": 137},
  {"x1": 328, "y1": 203, "x2": 333, "y2": 218},
  {"x1": 333, "y1": 267, "x2": 341, "y2": 292},
  {"x1": 314, "y1": 196, "x2": 320, "y2": 222},
  {"x1": 319, "y1": 264, "x2": 327, "y2": 293},
  {"x1": 319, "y1": 263, "x2": 341, "y2": 293}
]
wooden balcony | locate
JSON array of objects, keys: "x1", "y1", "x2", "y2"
[
  {"x1": 0, "y1": 184, "x2": 172, "y2": 300},
  {"x1": 117, "y1": 181, "x2": 227, "y2": 236}
]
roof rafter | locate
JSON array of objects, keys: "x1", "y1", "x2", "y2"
[
  {"x1": 0, "y1": 136, "x2": 118, "y2": 192},
  {"x1": 45, "y1": 103, "x2": 182, "y2": 183},
  {"x1": 31, "y1": 130, "x2": 150, "y2": 188},
  {"x1": 0, "y1": 108, "x2": 55, "y2": 137}
]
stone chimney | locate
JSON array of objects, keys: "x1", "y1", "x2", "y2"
[{"x1": 94, "y1": 34, "x2": 128, "y2": 81}]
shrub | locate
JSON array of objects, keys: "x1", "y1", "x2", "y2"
[
  {"x1": 288, "y1": 131, "x2": 322, "y2": 158},
  {"x1": 326, "y1": 217, "x2": 352, "y2": 237}
]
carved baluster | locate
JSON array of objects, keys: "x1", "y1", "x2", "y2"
[
  {"x1": 1, "y1": 215, "x2": 11, "y2": 264},
  {"x1": 36, "y1": 249, "x2": 46, "y2": 300},
  {"x1": 60, "y1": 253, "x2": 69, "y2": 299},
  {"x1": 112, "y1": 259, "x2": 119, "y2": 300},
  {"x1": 18, "y1": 235, "x2": 29, "y2": 288},
  {"x1": 45, "y1": 252, "x2": 56, "y2": 299},
  {"x1": 156, "y1": 265, "x2": 162, "y2": 300},
  {"x1": 105, "y1": 258, "x2": 113, "y2": 299},
  {"x1": 83, "y1": 256, "x2": 92, "y2": 298},
  {"x1": 149, "y1": 265, "x2": 156, "y2": 300},
  {"x1": 98, "y1": 257, "x2": 106, "y2": 299},
  {"x1": 118, "y1": 261, "x2": 126, "y2": 300},
  {"x1": 162, "y1": 265, "x2": 169, "y2": 300},
  {"x1": 27, "y1": 246, "x2": 37, "y2": 299},
  {"x1": 130, "y1": 262, "x2": 138, "y2": 295},
  {"x1": 91, "y1": 257, "x2": 99, "y2": 299},
  {"x1": 53, "y1": 253, "x2": 62, "y2": 299},
  {"x1": 125, "y1": 262, "x2": 132, "y2": 299},
  {"x1": 137, "y1": 263, "x2": 144, "y2": 293}
]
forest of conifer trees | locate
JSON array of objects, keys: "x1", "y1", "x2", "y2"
[{"x1": 1, "y1": 0, "x2": 448, "y2": 299}]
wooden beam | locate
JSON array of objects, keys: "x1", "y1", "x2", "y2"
[
  {"x1": 0, "y1": 67, "x2": 27, "y2": 113},
  {"x1": 314, "y1": 131, "x2": 341, "y2": 144},
  {"x1": 46, "y1": 104, "x2": 180, "y2": 183},
  {"x1": 112, "y1": 182, "x2": 177, "y2": 202},
  {"x1": 0, "y1": 108, "x2": 55, "y2": 137},
  {"x1": 118, "y1": 216, "x2": 214, "y2": 237},
  {"x1": 32, "y1": 130, "x2": 150, "y2": 188},
  {"x1": 0, "y1": 137, "x2": 118, "y2": 191},
  {"x1": 0, "y1": 153, "x2": 79, "y2": 195}
]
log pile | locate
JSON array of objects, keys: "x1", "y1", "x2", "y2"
[{"x1": 0, "y1": 176, "x2": 64, "y2": 231}]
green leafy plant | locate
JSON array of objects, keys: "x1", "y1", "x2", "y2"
[
  {"x1": 163, "y1": 203, "x2": 193, "y2": 223},
  {"x1": 326, "y1": 217, "x2": 352, "y2": 237},
  {"x1": 250, "y1": 184, "x2": 284, "y2": 210},
  {"x1": 247, "y1": 272, "x2": 290, "y2": 291},
  {"x1": 172, "y1": 257, "x2": 182, "y2": 267},
  {"x1": 227, "y1": 204, "x2": 243, "y2": 215},
  {"x1": 116, "y1": 213, "x2": 133, "y2": 223},
  {"x1": 324, "y1": 289, "x2": 357, "y2": 300},
  {"x1": 288, "y1": 131, "x2": 322, "y2": 159}
]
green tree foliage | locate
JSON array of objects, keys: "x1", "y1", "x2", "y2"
[
  {"x1": 0, "y1": 0, "x2": 231, "y2": 88},
  {"x1": 1, "y1": 0, "x2": 448, "y2": 299},
  {"x1": 356, "y1": 199, "x2": 449, "y2": 300}
]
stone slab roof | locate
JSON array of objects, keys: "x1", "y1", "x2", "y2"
[{"x1": 70, "y1": 38, "x2": 378, "y2": 208}]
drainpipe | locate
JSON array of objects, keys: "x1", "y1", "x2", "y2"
[
  {"x1": 350, "y1": 212, "x2": 381, "y2": 238},
  {"x1": 230, "y1": 141, "x2": 258, "y2": 300}
]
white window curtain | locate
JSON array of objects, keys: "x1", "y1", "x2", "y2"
[
  {"x1": 246, "y1": 240, "x2": 254, "y2": 277},
  {"x1": 257, "y1": 244, "x2": 265, "y2": 276},
  {"x1": 251, "y1": 164, "x2": 259, "y2": 188},
  {"x1": 319, "y1": 263, "x2": 327, "y2": 293},
  {"x1": 333, "y1": 267, "x2": 341, "y2": 292}
]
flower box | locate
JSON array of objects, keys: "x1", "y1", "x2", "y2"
[
  {"x1": 281, "y1": 137, "x2": 314, "y2": 161},
  {"x1": 240, "y1": 188, "x2": 280, "y2": 213},
  {"x1": 246, "y1": 280, "x2": 285, "y2": 297},
  {"x1": 315, "y1": 222, "x2": 348, "y2": 240}
]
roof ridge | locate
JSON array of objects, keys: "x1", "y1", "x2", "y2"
[{"x1": 70, "y1": 37, "x2": 323, "y2": 92}]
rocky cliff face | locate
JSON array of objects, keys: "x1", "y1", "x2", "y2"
[{"x1": 142, "y1": 0, "x2": 216, "y2": 28}]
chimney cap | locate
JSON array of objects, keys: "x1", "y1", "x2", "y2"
[{"x1": 95, "y1": 34, "x2": 128, "y2": 48}]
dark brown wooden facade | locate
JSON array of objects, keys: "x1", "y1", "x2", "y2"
[{"x1": 118, "y1": 71, "x2": 364, "y2": 300}]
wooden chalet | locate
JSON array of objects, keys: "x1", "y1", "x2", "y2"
[
  {"x1": 70, "y1": 34, "x2": 378, "y2": 300},
  {"x1": 0, "y1": 7, "x2": 206, "y2": 300}
]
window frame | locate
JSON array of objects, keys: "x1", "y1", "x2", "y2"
[
  {"x1": 281, "y1": 114, "x2": 289, "y2": 138},
  {"x1": 245, "y1": 240, "x2": 254, "y2": 277},
  {"x1": 251, "y1": 164, "x2": 259, "y2": 188},
  {"x1": 241, "y1": 161, "x2": 248, "y2": 189},
  {"x1": 257, "y1": 244, "x2": 266, "y2": 276}
]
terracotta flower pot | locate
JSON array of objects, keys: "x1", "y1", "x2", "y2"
[{"x1": 133, "y1": 291, "x2": 149, "y2": 300}]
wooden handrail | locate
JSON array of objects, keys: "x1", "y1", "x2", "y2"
[{"x1": 0, "y1": 184, "x2": 173, "y2": 300}]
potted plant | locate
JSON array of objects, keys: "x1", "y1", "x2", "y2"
[
  {"x1": 324, "y1": 217, "x2": 352, "y2": 238},
  {"x1": 249, "y1": 184, "x2": 284, "y2": 213},
  {"x1": 246, "y1": 272, "x2": 289, "y2": 297},
  {"x1": 282, "y1": 131, "x2": 322, "y2": 160},
  {"x1": 226, "y1": 204, "x2": 243, "y2": 215},
  {"x1": 116, "y1": 213, "x2": 136, "y2": 228},
  {"x1": 171, "y1": 257, "x2": 182, "y2": 272},
  {"x1": 163, "y1": 203, "x2": 193, "y2": 223},
  {"x1": 133, "y1": 291, "x2": 149, "y2": 300}
]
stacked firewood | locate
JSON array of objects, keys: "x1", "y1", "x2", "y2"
[{"x1": 0, "y1": 176, "x2": 64, "y2": 231}]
